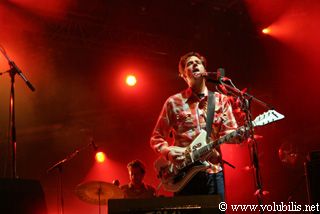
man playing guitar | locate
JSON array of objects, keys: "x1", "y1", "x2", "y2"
[{"x1": 150, "y1": 52, "x2": 245, "y2": 201}]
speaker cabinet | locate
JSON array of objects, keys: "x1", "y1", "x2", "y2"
[
  {"x1": 305, "y1": 151, "x2": 320, "y2": 213},
  {"x1": 108, "y1": 195, "x2": 222, "y2": 214},
  {"x1": 0, "y1": 178, "x2": 47, "y2": 214}
]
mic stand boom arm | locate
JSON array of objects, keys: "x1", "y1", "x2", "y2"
[
  {"x1": 46, "y1": 142, "x2": 95, "y2": 214},
  {"x1": 0, "y1": 45, "x2": 35, "y2": 179},
  {"x1": 46, "y1": 141, "x2": 94, "y2": 173},
  {"x1": 220, "y1": 80, "x2": 274, "y2": 110},
  {"x1": 0, "y1": 45, "x2": 35, "y2": 91}
]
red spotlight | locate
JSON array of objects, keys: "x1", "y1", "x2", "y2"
[
  {"x1": 126, "y1": 74, "x2": 137, "y2": 87},
  {"x1": 95, "y1": 151, "x2": 106, "y2": 163},
  {"x1": 262, "y1": 27, "x2": 271, "y2": 34}
]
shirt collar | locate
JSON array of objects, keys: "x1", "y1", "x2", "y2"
[{"x1": 185, "y1": 87, "x2": 208, "y2": 102}]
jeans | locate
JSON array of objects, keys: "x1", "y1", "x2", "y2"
[{"x1": 174, "y1": 171, "x2": 225, "y2": 202}]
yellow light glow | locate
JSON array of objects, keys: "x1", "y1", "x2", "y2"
[
  {"x1": 126, "y1": 75, "x2": 137, "y2": 86},
  {"x1": 262, "y1": 28, "x2": 270, "y2": 34},
  {"x1": 95, "y1": 152, "x2": 106, "y2": 163}
]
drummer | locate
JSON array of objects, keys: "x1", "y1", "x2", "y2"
[{"x1": 120, "y1": 159, "x2": 156, "y2": 198}]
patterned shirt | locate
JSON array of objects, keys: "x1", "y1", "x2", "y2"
[{"x1": 150, "y1": 87, "x2": 239, "y2": 172}]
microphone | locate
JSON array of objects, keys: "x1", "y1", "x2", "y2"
[
  {"x1": 216, "y1": 68, "x2": 225, "y2": 81},
  {"x1": 202, "y1": 68, "x2": 229, "y2": 82},
  {"x1": 202, "y1": 72, "x2": 219, "y2": 82},
  {"x1": 9, "y1": 60, "x2": 36, "y2": 91}
]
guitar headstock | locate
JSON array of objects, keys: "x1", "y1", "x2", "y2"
[{"x1": 252, "y1": 110, "x2": 285, "y2": 127}]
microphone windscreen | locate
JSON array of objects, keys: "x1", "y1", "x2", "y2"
[{"x1": 217, "y1": 68, "x2": 225, "y2": 78}]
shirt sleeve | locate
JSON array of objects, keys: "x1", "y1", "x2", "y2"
[{"x1": 150, "y1": 98, "x2": 173, "y2": 155}]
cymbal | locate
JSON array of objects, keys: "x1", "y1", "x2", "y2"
[{"x1": 75, "y1": 180, "x2": 124, "y2": 205}]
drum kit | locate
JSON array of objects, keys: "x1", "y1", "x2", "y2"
[{"x1": 75, "y1": 180, "x2": 124, "y2": 214}]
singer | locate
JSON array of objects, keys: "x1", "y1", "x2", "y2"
[{"x1": 150, "y1": 52, "x2": 246, "y2": 201}]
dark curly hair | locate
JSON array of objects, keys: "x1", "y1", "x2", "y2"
[
  {"x1": 127, "y1": 159, "x2": 146, "y2": 175},
  {"x1": 178, "y1": 52, "x2": 207, "y2": 78}
]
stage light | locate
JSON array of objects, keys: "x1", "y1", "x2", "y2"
[
  {"x1": 262, "y1": 28, "x2": 271, "y2": 34},
  {"x1": 126, "y1": 75, "x2": 137, "y2": 86},
  {"x1": 95, "y1": 151, "x2": 106, "y2": 163}
]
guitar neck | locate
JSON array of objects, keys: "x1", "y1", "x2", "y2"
[
  {"x1": 195, "y1": 125, "x2": 248, "y2": 158},
  {"x1": 214, "y1": 126, "x2": 244, "y2": 147},
  {"x1": 191, "y1": 109, "x2": 284, "y2": 163}
]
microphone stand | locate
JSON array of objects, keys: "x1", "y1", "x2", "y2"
[
  {"x1": 0, "y1": 45, "x2": 35, "y2": 179},
  {"x1": 209, "y1": 77, "x2": 274, "y2": 213},
  {"x1": 47, "y1": 142, "x2": 95, "y2": 214}
]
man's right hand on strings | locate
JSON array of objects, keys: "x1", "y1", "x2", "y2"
[{"x1": 162, "y1": 147, "x2": 185, "y2": 164}]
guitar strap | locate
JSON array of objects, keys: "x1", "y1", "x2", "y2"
[
  {"x1": 205, "y1": 91, "x2": 224, "y2": 163},
  {"x1": 206, "y1": 91, "x2": 235, "y2": 169},
  {"x1": 205, "y1": 91, "x2": 215, "y2": 141}
]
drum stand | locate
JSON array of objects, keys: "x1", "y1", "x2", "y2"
[{"x1": 75, "y1": 180, "x2": 124, "y2": 214}]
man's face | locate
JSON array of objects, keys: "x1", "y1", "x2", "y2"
[
  {"x1": 182, "y1": 56, "x2": 206, "y2": 87},
  {"x1": 129, "y1": 167, "x2": 144, "y2": 185}
]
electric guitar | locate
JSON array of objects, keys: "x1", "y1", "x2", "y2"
[{"x1": 154, "y1": 110, "x2": 285, "y2": 192}]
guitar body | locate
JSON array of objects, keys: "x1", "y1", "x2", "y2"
[
  {"x1": 158, "y1": 160, "x2": 208, "y2": 192},
  {"x1": 154, "y1": 110, "x2": 285, "y2": 192},
  {"x1": 154, "y1": 130, "x2": 211, "y2": 192}
]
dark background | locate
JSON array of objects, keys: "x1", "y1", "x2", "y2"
[{"x1": 0, "y1": 0, "x2": 320, "y2": 213}]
